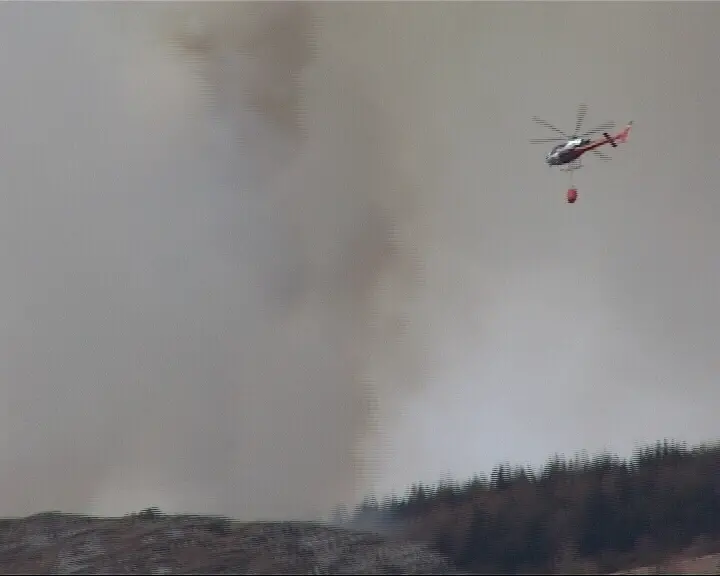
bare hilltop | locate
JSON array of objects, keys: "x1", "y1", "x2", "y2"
[{"x1": 0, "y1": 510, "x2": 464, "y2": 575}]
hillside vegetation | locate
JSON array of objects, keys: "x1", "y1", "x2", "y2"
[
  {"x1": 2, "y1": 439, "x2": 720, "y2": 574},
  {"x1": 0, "y1": 512, "x2": 465, "y2": 574},
  {"x1": 345, "y1": 440, "x2": 720, "y2": 574}
]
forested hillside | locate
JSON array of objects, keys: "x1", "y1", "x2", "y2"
[
  {"x1": 3, "y1": 439, "x2": 719, "y2": 574},
  {"x1": 345, "y1": 440, "x2": 720, "y2": 574}
]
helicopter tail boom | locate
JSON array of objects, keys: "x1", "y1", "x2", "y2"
[
  {"x1": 615, "y1": 121, "x2": 633, "y2": 143},
  {"x1": 602, "y1": 121, "x2": 633, "y2": 148},
  {"x1": 603, "y1": 132, "x2": 618, "y2": 147}
]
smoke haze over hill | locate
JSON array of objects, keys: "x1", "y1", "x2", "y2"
[{"x1": 0, "y1": 2, "x2": 718, "y2": 520}]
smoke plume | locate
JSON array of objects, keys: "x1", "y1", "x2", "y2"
[{"x1": 0, "y1": 2, "x2": 437, "y2": 520}]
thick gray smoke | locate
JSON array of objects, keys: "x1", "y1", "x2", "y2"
[
  {"x1": 0, "y1": 2, "x2": 435, "y2": 520},
  {"x1": 1, "y1": 3, "x2": 719, "y2": 520}
]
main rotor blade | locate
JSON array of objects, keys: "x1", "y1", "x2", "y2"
[
  {"x1": 532, "y1": 116, "x2": 569, "y2": 138},
  {"x1": 574, "y1": 103, "x2": 588, "y2": 136},
  {"x1": 529, "y1": 137, "x2": 565, "y2": 144},
  {"x1": 592, "y1": 149, "x2": 612, "y2": 161},
  {"x1": 582, "y1": 121, "x2": 615, "y2": 137}
]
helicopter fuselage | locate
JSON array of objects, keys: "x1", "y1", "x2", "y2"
[{"x1": 545, "y1": 137, "x2": 591, "y2": 166}]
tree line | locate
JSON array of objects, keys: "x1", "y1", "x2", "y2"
[{"x1": 338, "y1": 440, "x2": 720, "y2": 574}]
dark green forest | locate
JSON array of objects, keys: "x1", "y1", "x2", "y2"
[{"x1": 341, "y1": 440, "x2": 720, "y2": 574}]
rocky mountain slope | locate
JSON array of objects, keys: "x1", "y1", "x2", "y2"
[
  {"x1": 0, "y1": 510, "x2": 464, "y2": 575},
  {"x1": 611, "y1": 553, "x2": 720, "y2": 575}
]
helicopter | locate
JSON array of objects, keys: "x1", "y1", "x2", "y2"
[{"x1": 530, "y1": 103, "x2": 633, "y2": 203}]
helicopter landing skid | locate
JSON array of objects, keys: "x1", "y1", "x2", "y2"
[{"x1": 560, "y1": 159, "x2": 583, "y2": 173}]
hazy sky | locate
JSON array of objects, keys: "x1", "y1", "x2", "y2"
[{"x1": 0, "y1": 2, "x2": 718, "y2": 520}]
